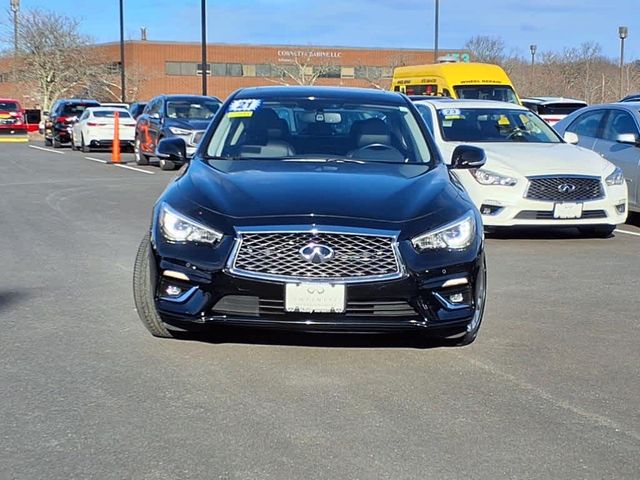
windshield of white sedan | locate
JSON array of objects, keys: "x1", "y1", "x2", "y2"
[
  {"x1": 438, "y1": 108, "x2": 562, "y2": 143},
  {"x1": 206, "y1": 97, "x2": 433, "y2": 164}
]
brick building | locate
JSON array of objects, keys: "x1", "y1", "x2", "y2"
[{"x1": 0, "y1": 40, "x2": 467, "y2": 107}]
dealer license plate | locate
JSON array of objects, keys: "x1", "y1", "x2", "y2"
[
  {"x1": 553, "y1": 202, "x2": 583, "y2": 219},
  {"x1": 285, "y1": 283, "x2": 346, "y2": 313}
]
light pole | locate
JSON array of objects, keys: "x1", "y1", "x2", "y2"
[
  {"x1": 10, "y1": 0, "x2": 19, "y2": 84},
  {"x1": 433, "y1": 0, "x2": 440, "y2": 62},
  {"x1": 529, "y1": 44, "x2": 537, "y2": 67},
  {"x1": 119, "y1": 0, "x2": 126, "y2": 103},
  {"x1": 619, "y1": 26, "x2": 628, "y2": 98},
  {"x1": 201, "y1": 0, "x2": 207, "y2": 96}
]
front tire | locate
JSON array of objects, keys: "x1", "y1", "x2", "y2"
[
  {"x1": 159, "y1": 158, "x2": 176, "y2": 171},
  {"x1": 81, "y1": 135, "x2": 90, "y2": 153},
  {"x1": 578, "y1": 225, "x2": 616, "y2": 238},
  {"x1": 52, "y1": 135, "x2": 61, "y2": 148},
  {"x1": 133, "y1": 233, "x2": 174, "y2": 338},
  {"x1": 135, "y1": 137, "x2": 150, "y2": 165}
]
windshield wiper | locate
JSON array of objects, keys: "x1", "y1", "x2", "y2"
[{"x1": 282, "y1": 156, "x2": 366, "y2": 164}]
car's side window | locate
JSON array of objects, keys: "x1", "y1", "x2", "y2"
[
  {"x1": 146, "y1": 99, "x2": 160, "y2": 116},
  {"x1": 601, "y1": 110, "x2": 639, "y2": 141},
  {"x1": 566, "y1": 110, "x2": 606, "y2": 138}
]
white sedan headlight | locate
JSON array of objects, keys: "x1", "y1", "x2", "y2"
[
  {"x1": 411, "y1": 213, "x2": 476, "y2": 251},
  {"x1": 472, "y1": 169, "x2": 517, "y2": 186},
  {"x1": 159, "y1": 204, "x2": 223, "y2": 244},
  {"x1": 605, "y1": 167, "x2": 625, "y2": 186},
  {"x1": 169, "y1": 126, "x2": 192, "y2": 136}
]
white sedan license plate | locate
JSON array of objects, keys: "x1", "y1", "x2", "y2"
[
  {"x1": 553, "y1": 202, "x2": 583, "y2": 219},
  {"x1": 285, "y1": 283, "x2": 345, "y2": 313}
]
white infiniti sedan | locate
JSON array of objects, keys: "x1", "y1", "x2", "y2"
[
  {"x1": 413, "y1": 99, "x2": 628, "y2": 236},
  {"x1": 71, "y1": 107, "x2": 136, "y2": 153}
]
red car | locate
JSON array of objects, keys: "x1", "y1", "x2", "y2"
[{"x1": 0, "y1": 98, "x2": 28, "y2": 136}]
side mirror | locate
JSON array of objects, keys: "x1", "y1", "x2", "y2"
[
  {"x1": 563, "y1": 131, "x2": 579, "y2": 144},
  {"x1": 450, "y1": 145, "x2": 486, "y2": 169},
  {"x1": 156, "y1": 137, "x2": 187, "y2": 162},
  {"x1": 616, "y1": 133, "x2": 638, "y2": 145}
]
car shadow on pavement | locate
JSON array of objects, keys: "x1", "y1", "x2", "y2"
[
  {"x1": 175, "y1": 327, "x2": 452, "y2": 350},
  {"x1": 0, "y1": 290, "x2": 30, "y2": 315},
  {"x1": 486, "y1": 227, "x2": 612, "y2": 240},
  {"x1": 626, "y1": 212, "x2": 640, "y2": 228}
]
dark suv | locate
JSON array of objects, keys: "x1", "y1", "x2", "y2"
[
  {"x1": 134, "y1": 94, "x2": 221, "y2": 170},
  {"x1": 45, "y1": 99, "x2": 100, "y2": 148}
]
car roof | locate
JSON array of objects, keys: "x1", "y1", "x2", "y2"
[
  {"x1": 58, "y1": 99, "x2": 100, "y2": 103},
  {"x1": 521, "y1": 97, "x2": 587, "y2": 105},
  {"x1": 412, "y1": 98, "x2": 526, "y2": 110},
  {"x1": 161, "y1": 95, "x2": 221, "y2": 102},
  {"x1": 0, "y1": 98, "x2": 20, "y2": 102},
  {"x1": 232, "y1": 86, "x2": 407, "y2": 105}
]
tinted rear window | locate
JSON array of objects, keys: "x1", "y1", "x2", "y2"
[
  {"x1": 536, "y1": 103, "x2": 587, "y2": 115},
  {"x1": 93, "y1": 110, "x2": 132, "y2": 118},
  {"x1": 62, "y1": 103, "x2": 99, "y2": 116},
  {"x1": 0, "y1": 101, "x2": 19, "y2": 111}
]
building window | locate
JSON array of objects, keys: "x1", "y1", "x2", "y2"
[
  {"x1": 367, "y1": 67, "x2": 382, "y2": 79},
  {"x1": 256, "y1": 64, "x2": 272, "y2": 77},
  {"x1": 354, "y1": 66, "x2": 367, "y2": 79},
  {"x1": 316, "y1": 65, "x2": 340, "y2": 78},
  {"x1": 181, "y1": 63, "x2": 197, "y2": 76},
  {"x1": 227, "y1": 63, "x2": 243, "y2": 77},
  {"x1": 166, "y1": 62, "x2": 181, "y2": 76},
  {"x1": 341, "y1": 67, "x2": 355, "y2": 79},
  {"x1": 243, "y1": 64, "x2": 256, "y2": 77},
  {"x1": 211, "y1": 63, "x2": 226, "y2": 76}
]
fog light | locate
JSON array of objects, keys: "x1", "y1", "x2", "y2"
[
  {"x1": 616, "y1": 203, "x2": 626, "y2": 214},
  {"x1": 165, "y1": 285, "x2": 182, "y2": 297},
  {"x1": 449, "y1": 293, "x2": 464, "y2": 303},
  {"x1": 480, "y1": 204, "x2": 502, "y2": 215}
]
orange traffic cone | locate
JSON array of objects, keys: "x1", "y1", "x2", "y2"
[{"x1": 111, "y1": 111, "x2": 121, "y2": 164}]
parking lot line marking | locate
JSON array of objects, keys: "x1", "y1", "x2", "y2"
[
  {"x1": 29, "y1": 145, "x2": 65, "y2": 155},
  {"x1": 114, "y1": 164, "x2": 155, "y2": 175},
  {"x1": 615, "y1": 229, "x2": 640, "y2": 237},
  {"x1": 84, "y1": 156, "x2": 108, "y2": 164}
]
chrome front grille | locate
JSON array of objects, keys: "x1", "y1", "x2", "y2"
[
  {"x1": 229, "y1": 231, "x2": 402, "y2": 282},
  {"x1": 525, "y1": 176, "x2": 603, "y2": 202}
]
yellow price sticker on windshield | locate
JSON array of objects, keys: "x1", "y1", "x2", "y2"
[
  {"x1": 227, "y1": 111, "x2": 253, "y2": 118},
  {"x1": 498, "y1": 115, "x2": 510, "y2": 126}
]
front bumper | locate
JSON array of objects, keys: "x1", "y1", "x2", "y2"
[
  {"x1": 149, "y1": 224, "x2": 485, "y2": 334},
  {"x1": 458, "y1": 174, "x2": 628, "y2": 227}
]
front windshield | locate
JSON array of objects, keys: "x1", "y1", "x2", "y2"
[
  {"x1": 454, "y1": 86, "x2": 519, "y2": 104},
  {"x1": 166, "y1": 100, "x2": 220, "y2": 120},
  {"x1": 206, "y1": 97, "x2": 433, "y2": 164},
  {"x1": 437, "y1": 107, "x2": 562, "y2": 143}
]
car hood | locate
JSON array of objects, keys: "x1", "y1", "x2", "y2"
[
  {"x1": 175, "y1": 159, "x2": 466, "y2": 227},
  {"x1": 439, "y1": 142, "x2": 614, "y2": 177},
  {"x1": 165, "y1": 118, "x2": 210, "y2": 131}
]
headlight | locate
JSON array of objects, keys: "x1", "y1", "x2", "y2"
[
  {"x1": 159, "y1": 204, "x2": 223, "y2": 244},
  {"x1": 169, "y1": 126, "x2": 192, "y2": 136},
  {"x1": 411, "y1": 212, "x2": 476, "y2": 251},
  {"x1": 471, "y1": 169, "x2": 517, "y2": 186},
  {"x1": 605, "y1": 167, "x2": 625, "y2": 186}
]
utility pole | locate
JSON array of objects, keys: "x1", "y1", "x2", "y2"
[
  {"x1": 619, "y1": 26, "x2": 628, "y2": 98},
  {"x1": 119, "y1": 0, "x2": 126, "y2": 103},
  {"x1": 433, "y1": 0, "x2": 439, "y2": 62},
  {"x1": 10, "y1": 0, "x2": 19, "y2": 85},
  {"x1": 201, "y1": 0, "x2": 208, "y2": 96}
]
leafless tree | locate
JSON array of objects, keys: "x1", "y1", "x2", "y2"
[
  {"x1": 465, "y1": 35, "x2": 506, "y2": 64},
  {"x1": 359, "y1": 54, "x2": 409, "y2": 90},
  {"x1": 3, "y1": 8, "x2": 101, "y2": 110}
]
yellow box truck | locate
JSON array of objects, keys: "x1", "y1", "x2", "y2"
[{"x1": 391, "y1": 62, "x2": 520, "y2": 104}]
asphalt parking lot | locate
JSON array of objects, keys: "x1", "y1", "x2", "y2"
[{"x1": 1, "y1": 142, "x2": 639, "y2": 479}]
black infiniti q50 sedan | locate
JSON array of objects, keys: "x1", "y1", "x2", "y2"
[{"x1": 133, "y1": 86, "x2": 487, "y2": 346}]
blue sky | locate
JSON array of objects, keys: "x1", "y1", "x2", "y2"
[{"x1": 14, "y1": 0, "x2": 640, "y2": 59}]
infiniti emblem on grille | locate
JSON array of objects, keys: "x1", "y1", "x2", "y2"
[
  {"x1": 558, "y1": 183, "x2": 577, "y2": 193},
  {"x1": 299, "y1": 243, "x2": 334, "y2": 264}
]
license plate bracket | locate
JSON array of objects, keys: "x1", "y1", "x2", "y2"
[
  {"x1": 285, "y1": 283, "x2": 346, "y2": 314},
  {"x1": 553, "y1": 202, "x2": 583, "y2": 219}
]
